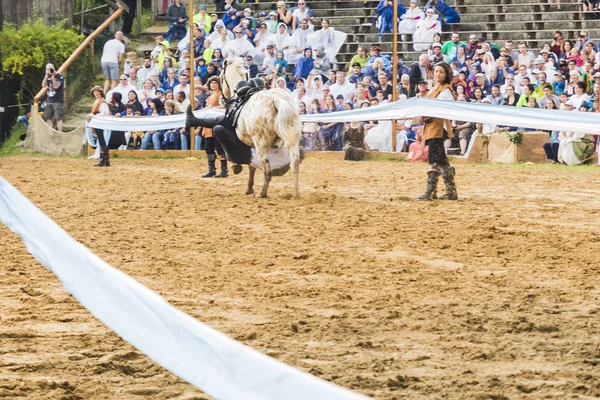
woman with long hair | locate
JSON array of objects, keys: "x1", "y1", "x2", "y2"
[
  {"x1": 503, "y1": 85, "x2": 520, "y2": 106},
  {"x1": 201, "y1": 76, "x2": 228, "y2": 177},
  {"x1": 319, "y1": 94, "x2": 344, "y2": 150},
  {"x1": 419, "y1": 62, "x2": 458, "y2": 201},
  {"x1": 90, "y1": 86, "x2": 111, "y2": 167}
]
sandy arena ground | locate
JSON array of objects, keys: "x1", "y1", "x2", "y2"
[{"x1": 1, "y1": 156, "x2": 600, "y2": 400}]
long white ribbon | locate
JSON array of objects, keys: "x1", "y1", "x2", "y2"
[
  {"x1": 0, "y1": 177, "x2": 370, "y2": 400},
  {"x1": 87, "y1": 97, "x2": 600, "y2": 135}
]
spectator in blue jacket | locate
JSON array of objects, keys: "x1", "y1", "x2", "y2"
[{"x1": 425, "y1": 0, "x2": 460, "y2": 24}]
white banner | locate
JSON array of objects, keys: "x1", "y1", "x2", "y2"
[
  {"x1": 87, "y1": 97, "x2": 600, "y2": 135},
  {"x1": 0, "y1": 177, "x2": 370, "y2": 400}
]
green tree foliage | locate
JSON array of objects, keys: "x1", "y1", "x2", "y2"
[{"x1": 0, "y1": 18, "x2": 83, "y2": 97}]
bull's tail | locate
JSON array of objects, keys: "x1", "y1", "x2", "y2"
[{"x1": 272, "y1": 95, "x2": 302, "y2": 199}]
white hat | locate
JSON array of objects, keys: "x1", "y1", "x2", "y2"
[{"x1": 46, "y1": 63, "x2": 55, "y2": 70}]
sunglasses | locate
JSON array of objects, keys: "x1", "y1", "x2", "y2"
[
  {"x1": 235, "y1": 31, "x2": 242, "y2": 34},
  {"x1": 120, "y1": 78, "x2": 128, "y2": 81}
]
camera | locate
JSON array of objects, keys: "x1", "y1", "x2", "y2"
[{"x1": 49, "y1": 68, "x2": 55, "y2": 74}]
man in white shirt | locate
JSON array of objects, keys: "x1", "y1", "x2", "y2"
[
  {"x1": 107, "y1": 74, "x2": 136, "y2": 104},
  {"x1": 261, "y1": 44, "x2": 276, "y2": 76},
  {"x1": 101, "y1": 31, "x2": 125, "y2": 93},
  {"x1": 516, "y1": 41, "x2": 535, "y2": 69},
  {"x1": 329, "y1": 70, "x2": 356, "y2": 100},
  {"x1": 173, "y1": 73, "x2": 191, "y2": 99},
  {"x1": 137, "y1": 57, "x2": 157, "y2": 82},
  {"x1": 223, "y1": 27, "x2": 255, "y2": 59},
  {"x1": 291, "y1": 0, "x2": 317, "y2": 31}
]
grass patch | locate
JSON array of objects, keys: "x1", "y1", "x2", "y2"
[{"x1": 0, "y1": 123, "x2": 27, "y2": 157}]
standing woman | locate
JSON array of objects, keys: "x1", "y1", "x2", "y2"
[
  {"x1": 419, "y1": 62, "x2": 458, "y2": 200},
  {"x1": 201, "y1": 76, "x2": 228, "y2": 178},
  {"x1": 90, "y1": 86, "x2": 111, "y2": 167}
]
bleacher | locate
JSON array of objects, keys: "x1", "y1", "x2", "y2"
[
  {"x1": 220, "y1": 0, "x2": 595, "y2": 70},
  {"x1": 141, "y1": 0, "x2": 596, "y2": 71}
]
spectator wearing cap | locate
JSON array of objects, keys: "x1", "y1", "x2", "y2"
[
  {"x1": 193, "y1": 5, "x2": 212, "y2": 33},
  {"x1": 241, "y1": 8, "x2": 256, "y2": 28},
  {"x1": 267, "y1": 11, "x2": 279, "y2": 33},
  {"x1": 553, "y1": 71, "x2": 565, "y2": 95},
  {"x1": 260, "y1": 44, "x2": 277, "y2": 78},
  {"x1": 365, "y1": 44, "x2": 392, "y2": 76},
  {"x1": 376, "y1": 0, "x2": 407, "y2": 41},
  {"x1": 276, "y1": 1, "x2": 294, "y2": 32},
  {"x1": 498, "y1": 47, "x2": 514, "y2": 70},
  {"x1": 431, "y1": 43, "x2": 450, "y2": 64},
  {"x1": 441, "y1": 32, "x2": 467, "y2": 59},
  {"x1": 292, "y1": 0, "x2": 317, "y2": 31},
  {"x1": 409, "y1": 53, "x2": 431, "y2": 97},
  {"x1": 540, "y1": 49, "x2": 557, "y2": 70},
  {"x1": 288, "y1": 18, "x2": 311, "y2": 64},
  {"x1": 330, "y1": 70, "x2": 357, "y2": 101},
  {"x1": 348, "y1": 62, "x2": 365, "y2": 84},
  {"x1": 415, "y1": 80, "x2": 429, "y2": 97},
  {"x1": 245, "y1": 56, "x2": 259, "y2": 79},
  {"x1": 312, "y1": 46, "x2": 331, "y2": 77},
  {"x1": 425, "y1": 0, "x2": 460, "y2": 23}
]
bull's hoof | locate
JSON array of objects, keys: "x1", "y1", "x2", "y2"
[
  {"x1": 232, "y1": 164, "x2": 243, "y2": 175},
  {"x1": 245, "y1": 188, "x2": 254, "y2": 195},
  {"x1": 255, "y1": 192, "x2": 268, "y2": 198}
]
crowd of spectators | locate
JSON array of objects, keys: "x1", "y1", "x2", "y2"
[{"x1": 91, "y1": 1, "x2": 599, "y2": 164}]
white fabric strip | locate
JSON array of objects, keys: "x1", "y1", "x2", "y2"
[
  {"x1": 87, "y1": 97, "x2": 600, "y2": 135},
  {"x1": 0, "y1": 177, "x2": 370, "y2": 400}
]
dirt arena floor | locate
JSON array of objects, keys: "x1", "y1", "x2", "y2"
[{"x1": 1, "y1": 156, "x2": 600, "y2": 400}]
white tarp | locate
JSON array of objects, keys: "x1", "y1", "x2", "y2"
[
  {"x1": 87, "y1": 97, "x2": 600, "y2": 135},
  {"x1": 0, "y1": 177, "x2": 370, "y2": 400}
]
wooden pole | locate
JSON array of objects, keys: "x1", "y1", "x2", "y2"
[
  {"x1": 189, "y1": 0, "x2": 196, "y2": 151},
  {"x1": 33, "y1": 8, "x2": 125, "y2": 109},
  {"x1": 391, "y1": 0, "x2": 398, "y2": 152},
  {"x1": 136, "y1": 0, "x2": 142, "y2": 35}
]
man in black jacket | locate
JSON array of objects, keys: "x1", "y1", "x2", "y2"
[{"x1": 409, "y1": 54, "x2": 430, "y2": 97}]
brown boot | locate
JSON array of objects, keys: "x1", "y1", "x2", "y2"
[{"x1": 439, "y1": 166, "x2": 458, "y2": 200}]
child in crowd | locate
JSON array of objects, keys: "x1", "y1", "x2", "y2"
[{"x1": 124, "y1": 52, "x2": 138, "y2": 76}]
